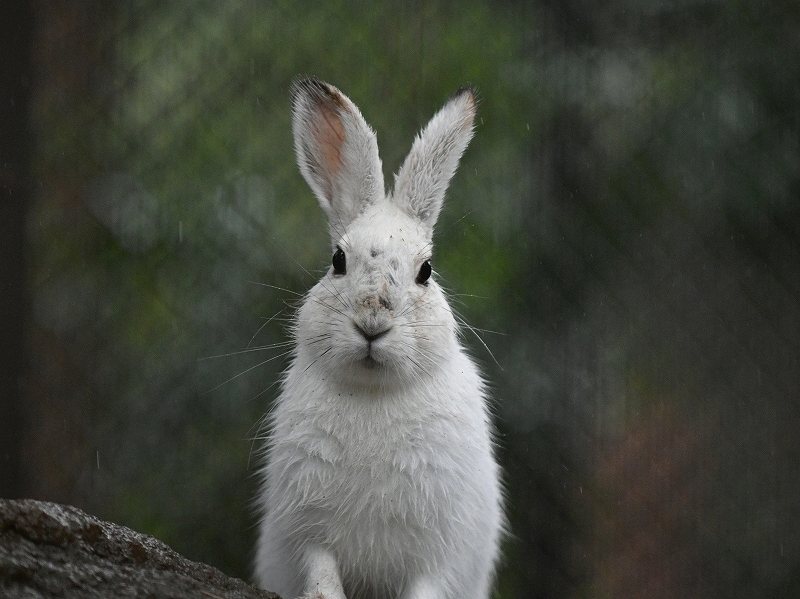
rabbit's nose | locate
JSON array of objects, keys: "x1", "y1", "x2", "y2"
[{"x1": 353, "y1": 321, "x2": 392, "y2": 343}]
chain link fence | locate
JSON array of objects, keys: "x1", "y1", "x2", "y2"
[{"x1": 15, "y1": 0, "x2": 800, "y2": 597}]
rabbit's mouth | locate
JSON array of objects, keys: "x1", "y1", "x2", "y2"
[
  {"x1": 353, "y1": 320, "x2": 392, "y2": 370},
  {"x1": 360, "y1": 342, "x2": 389, "y2": 370}
]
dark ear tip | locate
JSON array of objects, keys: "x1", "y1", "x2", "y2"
[
  {"x1": 450, "y1": 84, "x2": 478, "y2": 105},
  {"x1": 291, "y1": 74, "x2": 322, "y2": 92},
  {"x1": 290, "y1": 75, "x2": 346, "y2": 109}
]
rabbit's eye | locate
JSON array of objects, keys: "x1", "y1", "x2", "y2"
[
  {"x1": 416, "y1": 260, "x2": 432, "y2": 285},
  {"x1": 332, "y1": 247, "x2": 346, "y2": 275}
]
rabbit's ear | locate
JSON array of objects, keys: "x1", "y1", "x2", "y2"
[
  {"x1": 291, "y1": 77, "x2": 385, "y2": 234},
  {"x1": 392, "y1": 87, "x2": 476, "y2": 234}
]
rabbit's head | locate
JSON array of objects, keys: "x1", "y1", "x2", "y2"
[{"x1": 290, "y1": 77, "x2": 476, "y2": 391}]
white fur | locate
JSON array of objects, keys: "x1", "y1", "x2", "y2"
[{"x1": 254, "y1": 77, "x2": 503, "y2": 599}]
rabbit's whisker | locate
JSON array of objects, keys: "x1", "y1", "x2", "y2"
[
  {"x1": 205, "y1": 349, "x2": 294, "y2": 394},
  {"x1": 248, "y1": 281, "x2": 305, "y2": 297},
  {"x1": 199, "y1": 342, "x2": 294, "y2": 361}
]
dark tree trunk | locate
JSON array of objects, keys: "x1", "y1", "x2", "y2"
[{"x1": 0, "y1": 0, "x2": 34, "y2": 499}]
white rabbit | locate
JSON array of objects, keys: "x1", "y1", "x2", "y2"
[{"x1": 254, "y1": 77, "x2": 503, "y2": 599}]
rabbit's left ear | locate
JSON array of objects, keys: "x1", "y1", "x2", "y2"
[
  {"x1": 291, "y1": 77, "x2": 385, "y2": 236},
  {"x1": 392, "y1": 87, "x2": 476, "y2": 234}
]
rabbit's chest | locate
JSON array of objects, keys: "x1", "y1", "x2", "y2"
[
  {"x1": 283, "y1": 397, "x2": 465, "y2": 570},
  {"x1": 297, "y1": 397, "x2": 454, "y2": 485},
  {"x1": 278, "y1": 392, "x2": 467, "y2": 525}
]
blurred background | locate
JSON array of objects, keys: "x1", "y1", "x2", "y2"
[{"x1": 2, "y1": 0, "x2": 799, "y2": 597}]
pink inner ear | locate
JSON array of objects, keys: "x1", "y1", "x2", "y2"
[{"x1": 312, "y1": 100, "x2": 346, "y2": 184}]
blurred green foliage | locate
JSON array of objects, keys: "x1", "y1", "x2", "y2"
[{"x1": 25, "y1": 0, "x2": 799, "y2": 597}]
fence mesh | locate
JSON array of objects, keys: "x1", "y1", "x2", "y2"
[{"x1": 16, "y1": 1, "x2": 800, "y2": 597}]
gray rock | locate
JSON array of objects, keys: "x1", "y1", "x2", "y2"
[{"x1": 0, "y1": 499, "x2": 280, "y2": 599}]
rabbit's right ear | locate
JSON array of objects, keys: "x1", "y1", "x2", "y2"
[
  {"x1": 291, "y1": 77, "x2": 385, "y2": 235},
  {"x1": 391, "y1": 87, "x2": 476, "y2": 236}
]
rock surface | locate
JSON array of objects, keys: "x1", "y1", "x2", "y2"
[{"x1": 0, "y1": 498, "x2": 280, "y2": 599}]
